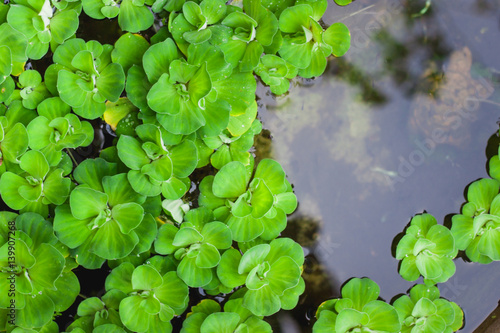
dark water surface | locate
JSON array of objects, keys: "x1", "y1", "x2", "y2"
[{"x1": 257, "y1": 0, "x2": 500, "y2": 331}]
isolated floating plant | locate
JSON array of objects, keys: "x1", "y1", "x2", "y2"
[
  {"x1": 451, "y1": 178, "x2": 500, "y2": 263},
  {"x1": 313, "y1": 277, "x2": 401, "y2": 333},
  {"x1": 396, "y1": 213, "x2": 457, "y2": 284},
  {"x1": 393, "y1": 284, "x2": 463, "y2": 333}
]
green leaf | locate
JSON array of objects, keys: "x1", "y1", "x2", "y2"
[
  {"x1": 478, "y1": 228, "x2": 500, "y2": 260},
  {"x1": 323, "y1": 22, "x2": 351, "y2": 57},
  {"x1": 200, "y1": 0, "x2": 226, "y2": 24},
  {"x1": 70, "y1": 186, "x2": 108, "y2": 220},
  {"x1": 97, "y1": 63, "x2": 125, "y2": 103},
  {"x1": 117, "y1": 135, "x2": 151, "y2": 170},
  {"x1": 250, "y1": 179, "x2": 274, "y2": 218},
  {"x1": 16, "y1": 293, "x2": 55, "y2": 328},
  {"x1": 118, "y1": 0, "x2": 154, "y2": 33},
  {"x1": 173, "y1": 227, "x2": 203, "y2": 247},
  {"x1": 0, "y1": 20, "x2": 28, "y2": 63},
  {"x1": 335, "y1": 308, "x2": 368, "y2": 332},
  {"x1": 143, "y1": 38, "x2": 180, "y2": 83},
  {"x1": 126, "y1": 65, "x2": 152, "y2": 110},
  {"x1": 196, "y1": 243, "x2": 220, "y2": 268},
  {"x1": 54, "y1": 204, "x2": 93, "y2": 248},
  {"x1": 238, "y1": 243, "x2": 270, "y2": 274},
  {"x1": 213, "y1": 161, "x2": 250, "y2": 198},
  {"x1": 112, "y1": 202, "x2": 144, "y2": 234},
  {"x1": 243, "y1": 285, "x2": 281, "y2": 316},
  {"x1": 201, "y1": 222, "x2": 232, "y2": 249},
  {"x1": 74, "y1": 157, "x2": 117, "y2": 192},
  {"x1": 2, "y1": 123, "x2": 29, "y2": 163},
  {"x1": 341, "y1": 278, "x2": 380, "y2": 311},
  {"x1": 200, "y1": 312, "x2": 240, "y2": 333},
  {"x1": 119, "y1": 295, "x2": 151, "y2": 332},
  {"x1": 90, "y1": 219, "x2": 139, "y2": 259},
  {"x1": 30, "y1": 243, "x2": 65, "y2": 290},
  {"x1": 279, "y1": 5, "x2": 312, "y2": 33},
  {"x1": 155, "y1": 271, "x2": 189, "y2": 312},
  {"x1": 112, "y1": 33, "x2": 150, "y2": 73},
  {"x1": 20, "y1": 150, "x2": 50, "y2": 179},
  {"x1": 103, "y1": 173, "x2": 145, "y2": 207},
  {"x1": 50, "y1": 9, "x2": 79, "y2": 44},
  {"x1": 41, "y1": 169, "x2": 70, "y2": 204},
  {"x1": 267, "y1": 256, "x2": 300, "y2": 295},
  {"x1": 467, "y1": 178, "x2": 499, "y2": 213},
  {"x1": 132, "y1": 264, "x2": 163, "y2": 290},
  {"x1": 45, "y1": 271, "x2": 80, "y2": 312},
  {"x1": 363, "y1": 300, "x2": 401, "y2": 332},
  {"x1": 217, "y1": 248, "x2": 246, "y2": 288}
]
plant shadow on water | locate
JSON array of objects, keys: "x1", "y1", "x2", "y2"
[{"x1": 255, "y1": 0, "x2": 500, "y2": 331}]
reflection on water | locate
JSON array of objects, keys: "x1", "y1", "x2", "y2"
[{"x1": 256, "y1": 0, "x2": 500, "y2": 331}]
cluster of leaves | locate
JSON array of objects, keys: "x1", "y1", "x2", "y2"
[
  {"x1": 0, "y1": 0, "x2": 353, "y2": 331},
  {"x1": 396, "y1": 213, "x2": 457, "y2": 284},
  {"x1": 312, "y1": 278, "x2": 463, "y2": 333},
  {"x1": 313, "y1": 278, "x2": 401, "y2": 333}
]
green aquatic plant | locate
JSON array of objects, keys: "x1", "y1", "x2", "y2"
[
  {"x1": 217, "y1": 237, "x2": 304, "y2": 316},
  {"x1": 199, "y1": 158, "x2": 297, "y2": 242},
  {"x1": 27, "y1": 97, "x2": 94, "y2": 166},
  {"x1": 254, "y1": 54, "x2": 298, "y2": 95},
  {"x1": 53, "y1": 158, "x2": 156, "y2": 268},
  {"x1": 45, "y1": 38, "x2": 125, "y2": 119},
  {"x1": 218, "y1": 0, "x2": 279, "y2": 72},
  {"x1": 117, "y1": 123, "x2": 197, "y2": 198},
  {"x1": 169, "y1": 0, "x2": 227, "y2": 53},
  {"x1": 82, "y1": 0, "x2": 154, "y2": 32},
  {"x1": 451, "y1": 178, "x2": 500, "y2": 263},
  {"x1": 313, "y1": 277, "x2": 401, "y2": 333},
  {"x1": 104, "y1": 259, "x2": 189, "y2": 333},
  {"x1": 7, "y1": 0, "x2": 79, "y2": 59},
  {"x1": 203, "y1": 119, "x2": 262, "y2": 169},
  {"x1": 64, "y1": 290, "x2": 126, "y2": 331},
  {"x1": 15, "y1": 70, "x2": 51, "y2": 110},
  {"x1": 0, "y1": 105, "x2": 32, "y2": 170},
  {"x1": 0, "y1": 150, "x2": 71, "y2": 217},
  {"x1": 180, "y1": 298, "x2": 272, "y2": 332},
  {"x1": 393, "y1": 284, "x2": 464, "y2": 333},
  {"x1": 155, "y1": 207, "x2": 232, "y2": 288},
  {"x1": 0, "y1": 212, "x2": 79, "y2": 330},
  {"x1": 278, "y1": 3, "x2": 350, "y2": 78},
  {"x1": 395, "y1": 213, "x2": 457, "y2": 284}
]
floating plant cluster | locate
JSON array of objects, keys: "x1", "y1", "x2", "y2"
[
  {"x1": 0, "y1": 0, "x2": 351, "y2": 331},
  {"x1": 0, "y1": 0, "x2": 497, "y2": 332}
]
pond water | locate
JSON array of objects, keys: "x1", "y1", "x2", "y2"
[{"x1": 256, "y1": 0, "x2": 500, "y2": 331}]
